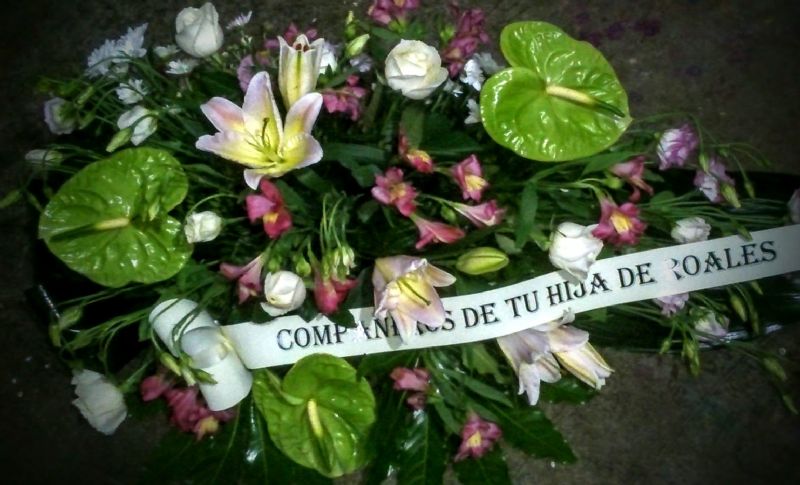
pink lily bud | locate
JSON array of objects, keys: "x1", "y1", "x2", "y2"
[{"x1": 452, "y1": 200, "x2": 505, "y2": 227}]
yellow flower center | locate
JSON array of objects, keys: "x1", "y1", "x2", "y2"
[
  {"x1": 263, "y1": 212, "x2": 279, "y2": 224},
  {"x1": 390, "y1": 184, "x2": 407, "y2": 200},
  {"x1": 466, "y1": 431, "x2": 482, "y2": 448},
  {"x1": 464, "y1": 174, "x2": 487, "y2": 192},
  {"x1": 610, "y1": 210, "x2": 632, "y2": 233}
]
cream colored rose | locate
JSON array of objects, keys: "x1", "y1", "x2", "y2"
[
  {"x1": 175, "y1": 3, "x2": 223, "y2": 58},
  {"x1": 671, "y1": 216, "x2": 711, "y2": 243},
  {"x1": 184, "y1": 211, "x2": 222, "y2": 243},
  {"x1": 385, "y1": 40, "x2": 448, "y2": 100},
  {"x1": 71, "y1": 369, "x2": 127, "y2": 435},
  {"x1": 261, "y1": 271, "x2": 306, "y2": 316},
  {"x1": 548, "y1": 222, "x2": 603, "y2": 281}
]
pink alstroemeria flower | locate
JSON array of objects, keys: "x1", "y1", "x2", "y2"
[
  {"x1": 410, "y1": 214, "x2": 465, "y2": 250},
  {"x1": 454, "y1": 413, "x2": 502, "y2": 461},
  {"x1": 390, "y1": 367, "x2": 430, "y2": 410},
  {"x1": 451, "y1": 154, "x2": 488, "y2": 201},
  {"x1": 164, "y1": 386, "x2": 236, "y2": 440},
  {"x1": 367, "y1": 0, "x2": 420, "y2": 26},
  {"x1": 657, "y1": 124, "x2": 698, "y2": 170},
  {"x1": 591, "y1": 199, "x2": 647, "y2": 246},
  {"x1": 196, "y1": 71, "x2": 323, "y2": 189},
  {"x1": 610, "y1": 155, "x2": 654, "y2": 202},
  {"x1": 371, "y1": 167, "x2": 417, "y2": 217},
  {"x1": 441, "y1": 6, "x2": 489, "y2": 77},
  {"x1": 246, "y1": 179, "x2": 292, "y2": 239},
  {"x1": 322, "y1": 75, "x2": 368, "y2": 121},
  {"x1": 220, "y1": 255, "x2": 264, "y2": 303},
  {"x1": 693, "y1": 157, "x2": 735, "y2": 204},
  {"x1": 140, "y1": 374, "x2": 173, "y2": 402},
  {"x1": 313, "y1": 271, "x2": 357, "y2": 315},
  {"x1": 398, "y1": 130, "x2": 434, "y2": 173},
  {"x1": 452, "y1": 200, "x2": 505, "y2": 227},
  {"x1": 373, "y1": 256, "x2": 455, "y2": 342}
]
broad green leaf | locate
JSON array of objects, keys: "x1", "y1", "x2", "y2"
[
  {"x1": 461, "y1": 343, "x2": 505, "y2": 382},
  {"x1": 400, "y1": 105, "x2": 426, "y2": 148},
  {"x1": 484, "y1": 402, "x2": 576, "y2": 463},
  {"x1": 140, "y1": 397, "x2": 330, "y2": 485},
  {"x1": 515, "y1": 182, "x2": 538, "y2": 249},
  {"x1": 453, "y1": 447, "x2": 511, "y2": 485},
  {"x1": 363, "y1": 382, "x2": 412, "y2": 485},
  {"x1": 253, "y1": 355, "x2": 376, "y2": 478},
  {"x1": 39, "y1": 147, "x2": 190, "y2": 287},
  {"x1": 395, "y1": 410, "x2": 446, "y2": 485},
  {"x1": 481, "y1": 21, "x2": 631, "y2": 161}
]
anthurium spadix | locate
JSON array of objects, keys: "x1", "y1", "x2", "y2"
[
  {"x1": 196, "y1": 71, "x2": 323, "y2": 189},
  {"x1": 278, "y1": 34, "x2": 324, "y2": 109}
]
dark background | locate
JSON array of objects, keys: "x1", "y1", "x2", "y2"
[{"x1": 1, "y1": 1, "x2": 799, "y2": 483}]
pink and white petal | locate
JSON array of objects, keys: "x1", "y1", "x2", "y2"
[
  {"x1": 517, "y1": 363, "x2": 542, "y2": 405},
  {"x1": 391, "y1": 309, "x2": 419, "y2": 342},
  {"x1": 401, "y1": 283, "x2": 446, "y2": 328},
  {"x1": 245, "y1": 194, "x2": 274, "y2": 222},
  {"x1": 423, "y1": 265, "x2": 456, "y2": 287},
  {"x1": 200, "y1": 97, "x2": 245, "y2": 133},
  {"x1": 196, "y1": 132, "x2": 264, "y2": 166},
  {"x1": 243, "y1": 169, "x2": 267, "y2": 190},
  {"x1": 535, "y1": 353, "x2": 562, "y2": 383},
  {"x1": 242, "y1": 72, "x2": 283, "y2": 142},
  {"x1": 284, "y1": 92, "x2": 323, "y2": 140},
  {"x1": 547, "y1": 325, "x2": 589, "y2": 352}
]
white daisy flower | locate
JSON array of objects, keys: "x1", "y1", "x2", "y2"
[
  {"x1": 473, "y1": 52, "x2": 503, "y2": 75},
  {"x1": 465, "y1": 98, "x2": 481, "y2": 125},
  {"x1": 443, "y1": 79, "x2": 464, "y2": 97},
  {"x1": 166, "y1": 59, "x2": 199, "y2": 75},
  {"x1": 115, "y1": 79, "x2": 148, "y2": 105},
  {"x1": 85, "y1": 24, "x2": 148, "y2": 78},
  {"x1": 460, "y1": 59, "x2": 484, "y2": 91},
  {"x1": 226, "y1": 11, "x2": 252, "y2": 30},
  {"x1": 154, "y1": 44, "x2": 180, "y2": 59}
]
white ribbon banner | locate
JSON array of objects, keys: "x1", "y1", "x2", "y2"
[{"x1": 224, "y1": 225, "x2": 800, "y2": 368}]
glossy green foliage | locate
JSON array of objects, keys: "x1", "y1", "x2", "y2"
[{"x1": 39, "y1": 148, "x2": 190, "y2": 287}]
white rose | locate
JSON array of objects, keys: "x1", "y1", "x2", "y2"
[
  {"x1": 71, "y1": 369, "x2": 127, "y2": 435},
  {"x1": 117, "y1": 105, "x2": 157, "y2": 145},
  {"x1": 671, "y1": 216, "x2": 711, "y2": 243},
  {"x1": 385, "y1": 40, "x2": 448, "y2": 100},
  {"x1": 43, "y1": 97, "x2": 76, "y2": 135},
  {"x1": 175, "y1": 3, "x2": 224, "y2": 58},
  {"x1": 184, "y1": 211, "x2": 222, "y2": 243},
  {"x1": 261, "y1": 271, "x2": 306, "y2": 316},
  {"x1": 548, "y1": 222, "x2": 604, "y2": 281},
  {"x1": 789, "y1": 189, "x2": 800, "y2": 224}
]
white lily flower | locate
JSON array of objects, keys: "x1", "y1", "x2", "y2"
[
  {"x1": 372, "y1": 256, "x2": 456, "y2": 342},
  {"x1": 278, "y1": 34, "x2": 325, "y2": 109},
  {"x1": 195, "y1": 71, "x2": 323, "y2": 189}
]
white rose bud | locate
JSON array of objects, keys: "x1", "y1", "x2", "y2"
[
  {"x1": 116, "y1": 105, "x2": 157, "y2": 145},
  {"x1": 548, "y1": 222, "x2": 603, "y2": 281},
  {"x1": 261, "y1": 271, "x2": 306, "y2": 316},
  {"x1": 71, "y1": 369, "x2": 127, "y2": 435},
  {"x1": 184, "y1": 211, "x2": 223, "y2": 243},
  {"x1": 175, "y1": 2, "x2": 224, "y2": 58},
  {"x1": 671, "y1": 216, "x2": 711, "y2": 243},
  {"x1": 43, "y1": 97, "x2": 77, "y2": 135},
  {"x1": 385, "y1": 40, "x2": 448, "y2": 100}
]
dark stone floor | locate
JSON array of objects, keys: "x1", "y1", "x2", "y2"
[{"x1": 1, "y1": 1, "x2": 799, "y2": 484}]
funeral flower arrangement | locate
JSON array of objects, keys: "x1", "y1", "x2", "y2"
[{"x1": 15, "y1": 1, "x2": 800, "y2": 482}]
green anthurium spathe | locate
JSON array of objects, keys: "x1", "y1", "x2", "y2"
[
  {"x1": 252, "y1": 354, "x2": 376, "y2": 478},
  {"x1": 481, "y1": 21, "x2": 632, "y2": 162},
  {"x1": 38, "y1": 147, "x2": 191, "y2": 287}
]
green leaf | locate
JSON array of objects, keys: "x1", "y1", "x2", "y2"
[
  {"x1": 142, "y1": 397, "x2": 289, "y2": 484},
  {"x1": 484, "y1": 402, "x2": 576, "y2": 463},
  {"x1": 423, "y1": 113, "x2": 483, "y2": 157},
  {"x1": 395, "y1": 410, "x2": 446, "y2": 485},
  {"x1": 363, "y1": 382, "x2": 412, "y2": 485},
  {"x1": 322, "y1": 143, "x2": 386, "y2": 187},
  {"x1": 357, "y1": 349, "x2": 418, "y2": 379},
  {"x1": 461, "y1": 343, "x2": 505, "y2": 382},
  {"x1": 252, "y1": 355, "x2": 376, "y2": 478},
  {"x1": 38, "y1": 147, "x2": 190, "y2": 287},
  {"x1": 579, "y1": 150, "x2": 641, "y2": 176},
  {"x1": 400, "y1": 105, "x2": 426, "y2": 147},
  {"x1": 515, "y1": 182, "x2": 538, "y2": 249},
  {"x1": 453, "y1": 447, "x2": 511, "y2": 485},
  {"x1": 481, "y1": 21, "x2": 631, "y2": 161},
  {"x1": 539, "y1": 376, "x2": 597, "y2": 404}
]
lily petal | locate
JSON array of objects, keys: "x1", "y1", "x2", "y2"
[
  {"x1": 196, "y1": 132, "x2": 265, "y2": 167},
  {"x1": 242, "y1": 72, "x2": 283, "y2": 143},
  {"x1": 200, "y1": 97, "x2": 245, "y2": 133},
  {"x1": 280, "y1": 133, "x2": 323, "y2": 171},
  {"x1": 284, "y1": 92, "x2": 323, "y2": 139}
]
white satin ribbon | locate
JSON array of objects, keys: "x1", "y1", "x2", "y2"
[{"x1": 150, "y1": 225, "x2": 800, "y2": 410}]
